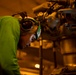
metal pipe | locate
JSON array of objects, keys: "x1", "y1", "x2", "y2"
[{"x1": 39, "y1": 37, "x2": 43, "y2": 75}]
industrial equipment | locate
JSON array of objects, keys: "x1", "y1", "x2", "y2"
[{"x1": 33, "y1": 0, "x2": 76, "y2": 75}]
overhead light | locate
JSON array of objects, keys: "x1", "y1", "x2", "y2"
[{"x1": 35, "y1": 64, "x2": 40, "y2": 68}]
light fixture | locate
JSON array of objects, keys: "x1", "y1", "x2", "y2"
[{"x1": 35, "y1": 64, "x2": 40, "y2": 68}]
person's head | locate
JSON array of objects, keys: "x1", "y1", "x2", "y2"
[{"x1": 18, "y1": 17, "x2": 39, "y2": 49}]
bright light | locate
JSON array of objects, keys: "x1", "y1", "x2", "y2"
[
  {"x1": 35, "y1": 64, "x2": 40, "y2": 68},
  {"x1": 20, "y1": 68, "x2": 39, "y2": 75},
  {"x1": 30, "y1": 40, "x2": 53, "y2": 49},
  {"x1": 20, "y1": 71, "x2": 38, "y2": 75},
  {"x1": 68, "y1": 64, "x2": 76, "y2": 67}
]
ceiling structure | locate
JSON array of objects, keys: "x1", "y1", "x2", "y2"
[{"x1": 0, "y1": 0, "x2": 47, "y2": 17}]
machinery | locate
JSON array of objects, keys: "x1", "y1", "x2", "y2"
[
  {"x1": 51, "y1": 8, "x2": 76, "y2": 75},
  {"x1": 33, "y1": 0, "x2": 76, "y2": 75}
]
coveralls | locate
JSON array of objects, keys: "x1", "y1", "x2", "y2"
[{"x1": 0, "y1": 16, "x2": 21, "y2": 75}]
